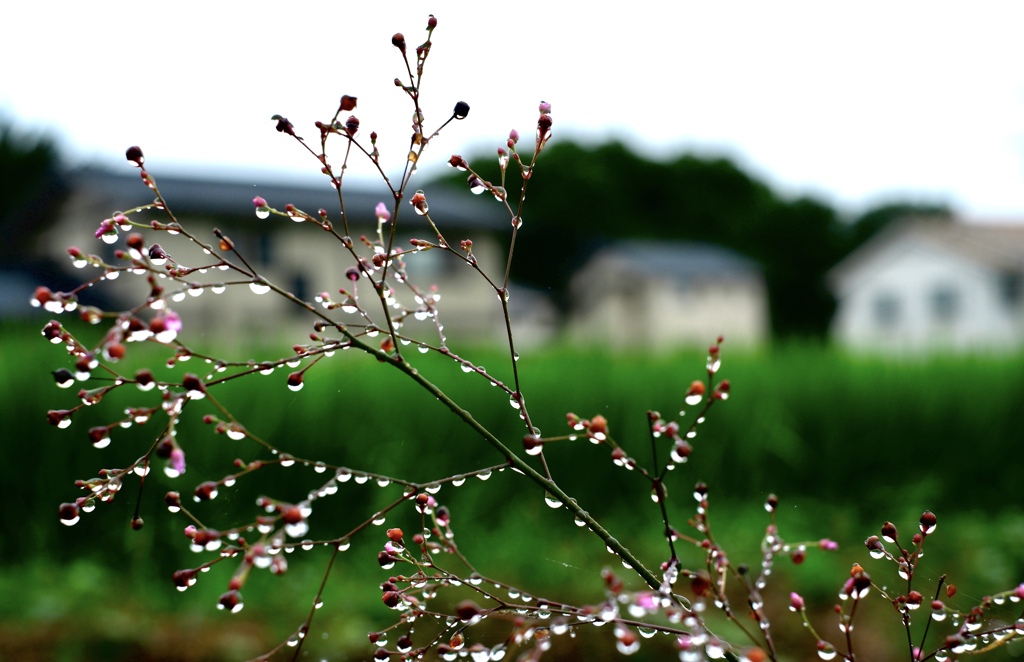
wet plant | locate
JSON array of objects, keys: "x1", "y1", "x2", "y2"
[{"x1": 34, "y1": 15, "x2": 1024, "y2": 662}]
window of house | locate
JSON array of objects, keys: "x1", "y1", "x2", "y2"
[
  {"x1": 258, "y1": 232, "x2": 274, "y2": 266},
  {"x1": 291, "y1": 272, "x2": 308, "y2": 302},
  {"x1": 873, "y1": 293, "x2": 900, "y2": 328},
  {"x1": 999, "y1": 271, "x2": 1023, "y2": 308},
  {"x1": 930, "y1": 285, "x2": 959, "y2": 322}
]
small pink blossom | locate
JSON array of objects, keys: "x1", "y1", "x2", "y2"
[
  {"x1": 253, "y1": 196, "x2": 267, "y2": 208},
  {"x1": 819, "y1": 538, "x2": 839, "y2": 551},
  {"x1": 635, "y1": 591, "x2": 658, "y2": 611},
  {"x1": 538, "y1": 100, "x2": 551, "y2": 114},
  {"x1": 789, "y1": 592, "x2": 805, "y2": 611},
  {"x1": 374, "y1": 202, "x2": 391, "y2": 223},
  {"x1": 1015, "y1": 583, "x2": 1024, "y2": 600},
  {"x1": 165, "y1": 310, "x2": 183, "y2": 334},
  {"x1": 170, "y1": 448, "x2": 186, "y2": 476},
  {"x1": 94, "y1": 218, "x2": 116, "y2": 239}
]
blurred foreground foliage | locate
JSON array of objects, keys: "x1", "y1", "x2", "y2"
[{"x1": 3, "y1": 322, "x2": 1023, "y2": 659}]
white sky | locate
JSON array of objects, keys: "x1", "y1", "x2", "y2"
[{"x1": 4, "y1": 1, "x2": 1023, "y2": 219}]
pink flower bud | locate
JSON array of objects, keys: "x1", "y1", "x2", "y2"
[
  {"x1": 170, "y1": 448, "x2": 186, "y2": 476},
  {"x1": 789, "y1": 592, "x2": 805, "y2": 611},
  {"x1": 374, "y1": 202, "x2": 391, "y2": 222},
  {"x1": 538, "y1": 100, "x2": 551, "y2": 114},
  {"x1": 253, "y1": 196, "x2": 267, "y2": 208},
  {"x1": 94, "y1": 218, "x2": 116, "y2": 240}
]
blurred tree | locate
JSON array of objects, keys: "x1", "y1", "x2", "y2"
[
  {"x1": 0, "y1": 122, "x2": 68, "y2": 261},
  {"x1": 435, "y1": 140, "x2": 864, "y2": 337}
]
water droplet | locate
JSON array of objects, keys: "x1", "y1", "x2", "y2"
[
  {"x1": 372, "y1": 515, "x2": 386, "y2": 525},
  {"x1": 256, "y1": 208, "x2": 270, "y2": 220},
  {"x1": 249, "y1": 281, "x2": 271, "y2": 295},
  {"x1": 509, "y1": 395, "x2": 521, "y2": 410},
  {"x1": 544, "y1": 493, "x2": 562, "y2": 509},
  {"x1": 476, "y1": 470, "x2": 492, "y2": 481},
  {"x1": 452, "y1": 477, "x2": 466, "y2": 487},
  {"x1": 376, "y1": 478, "x2": 390, "y2": 487}
]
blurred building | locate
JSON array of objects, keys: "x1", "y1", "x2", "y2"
[
  {"x1": 38, "y1": 167, "x2": 559, "y2": 346},
  {"x1": 828, "y1": 218, "x2": 1024, "y2": 352},
  {"x1": 565, "y1": 240, "x2": 769, "y2": 350},
  {"x1": 38, "y1": 169, "x2": 777, "y2": 351}
]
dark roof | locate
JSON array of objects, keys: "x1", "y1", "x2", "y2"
[
  {"x1": 828, "y1": 218, "x2": 1024, "y2": 290},
  {"x1": 70, "y1": 167, "x2": 506, "y2": 231},
  {"x1": 585, "y1": 239, "x2": 762, "y2": 283}
]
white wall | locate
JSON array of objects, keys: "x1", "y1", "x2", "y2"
[{"x1": 831, "y1": 240, "x2": 1023, "y2": 352}]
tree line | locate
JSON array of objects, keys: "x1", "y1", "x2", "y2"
[{"x1": 436, "y1": 140, "x2": 950, "y2": 338}]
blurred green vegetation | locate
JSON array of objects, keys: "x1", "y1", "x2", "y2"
[{"x1": 3, "y1": 320, "x2": 1024, "y2": 659}]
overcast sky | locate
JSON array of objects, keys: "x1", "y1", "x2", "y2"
[{"x1": 4, "y1": 1, "x2": 1023, "y2": 219}]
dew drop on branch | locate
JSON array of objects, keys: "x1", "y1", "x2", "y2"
[{"x1": 544, "y1": 493, "x2": 562, "y2": 509}]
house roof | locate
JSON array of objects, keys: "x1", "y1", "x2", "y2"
[
  {"x1": 69, "y1": 167, "x2": 506, "y2": 231},
  {"x1": 580, "y1": 239, "x2": 762, "y2": 284},
  {"x1": 829, "y1": 218, "x2": 1024, "y2": 291}
]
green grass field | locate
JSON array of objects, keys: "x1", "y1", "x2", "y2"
[{"x1": 2, "y1": 321, "x2": 1023, "y2": 659}]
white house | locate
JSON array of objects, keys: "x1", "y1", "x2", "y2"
[
  {"x1": 565, "y1": 240, "x2": 769, "y2": 350},
  {"x1": 828, "y1": 219, "x2": 1024, "y2": 353}
]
